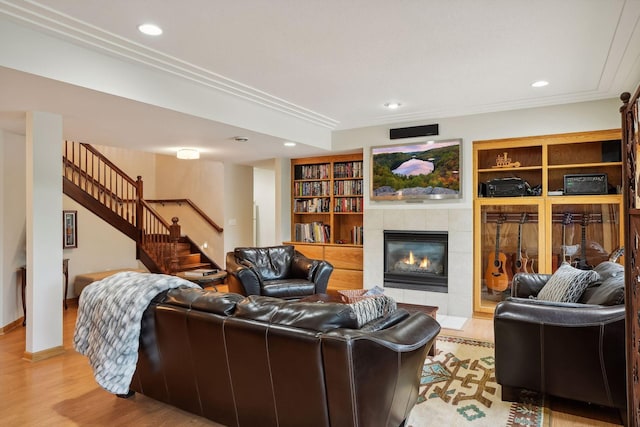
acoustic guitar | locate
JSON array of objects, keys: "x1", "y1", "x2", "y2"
[
  {"x1": 513, "y1": 212, "x2": 530, "y2": 274},
  {"x1": 485, "y1": 215, "x2": 509, "y2": 292},
  {"x1": 572, "y1": 213, "x2": 593, "y2": 270}
]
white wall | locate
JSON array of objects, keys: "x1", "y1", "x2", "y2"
[
  {"x1": 1, "y1": 130, "x2": 27, "y2": 327},
  {"x1": 62, "y1": 196, "x2": 141, "y2": 294},
  {"x1": 223, "y1": 163, "x2": 254, "y2": 258},
  {"x1": 254, "y1": 167, "x2": 276, "y2": 246},
  {"x1": 332, "y1": 98, "x2": 623, "y2": 317},
  {"x1": 155, "y1": 154, "x2": 225, "y2": 263}
]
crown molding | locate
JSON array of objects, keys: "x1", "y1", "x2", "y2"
[{"x1": 0, "y1": 0, "x2": 340, "y2": 129}]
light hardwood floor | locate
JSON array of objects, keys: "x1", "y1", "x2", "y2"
[{"x1": 0, "y1": 307, "x2": 624, "y2": 426}]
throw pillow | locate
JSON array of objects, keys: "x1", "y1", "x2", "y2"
[
  {"x1": 582, "y1": 276, "x2": 625, "y2": 306},
  {"x1": 593, "y1": 261, "x2": 624, "y2": 282},
  {"x1": 536, "y1": 263, "x2": 600, "y2": 303},
  {"x1": 348, "y1": 295, "x2": 397, "y2": 327}
]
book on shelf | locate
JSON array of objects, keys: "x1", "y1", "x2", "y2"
[
  {"x1": 184, "y1": 268, "x2": 219, "y2": 277},
  {"x1": 351, "y1": 226, "x2": 364, "y2": 245},
  {"x1": 294, "y1": 221, "x2": 330, "y2": 243}
]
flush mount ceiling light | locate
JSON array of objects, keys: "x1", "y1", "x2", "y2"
[
  {"x1": 176, "y1": 148, "x2": 200, "y2": 160},
  {"x1": 138, "y1": 23, "x2": 163, "y2": 36},
  {"x1": 384, "y1": 102, "x2": 402, "y2": 110},
  {"x1": 531, "y1": 80, "x2": 549, "y2": 88},
  {"x1": 283, "y1": 141, "x2": 296, "y2": 147}
]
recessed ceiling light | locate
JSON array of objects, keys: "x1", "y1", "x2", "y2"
[
  {"x1": 531, "y1": 80, "x2": 549, "y2": 88},
  {"x1": 138, "y1": 23, "x2": 163, "y2": 36},
  {"x1": 234, "y1": 136, "x2": 249, "y2": 142},
  {"x1": 284, "y1": 142, "x2": 296, "y2": 147},
  {"x1": 384, "y1": 102, "x2": 402, "y2": 109}
]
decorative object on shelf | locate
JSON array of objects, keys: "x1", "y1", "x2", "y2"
[
  {"x1": 63, "y1": 210, "x2": 78, "y2": 248},
  {"x1": 370, "y1": 139, "x2": 461, "y2": 201},
  {"x1": 492, "y1": 152, "x2": 521, "y2": 168}
]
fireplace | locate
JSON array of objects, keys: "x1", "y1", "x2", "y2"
[{"x1": 383, "y1": 230, "x2": 448, "y2": 293}]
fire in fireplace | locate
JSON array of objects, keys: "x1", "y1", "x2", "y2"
[{"x1": 384, "y1": 230, "x2": 448, "y2": 293}]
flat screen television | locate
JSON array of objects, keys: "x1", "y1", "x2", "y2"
[{"x1": 370, "y1": 139, "x2": 461, "y2": 201}]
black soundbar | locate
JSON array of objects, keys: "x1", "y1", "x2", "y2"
[{"x1": 389, "y1": 124, "x2": 439, "y2": 140}]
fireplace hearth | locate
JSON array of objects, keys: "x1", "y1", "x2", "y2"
[{"x1": 384, "y1": 230, "x2": 448, "y2": 293}]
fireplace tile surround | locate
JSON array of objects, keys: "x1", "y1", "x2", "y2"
[{"x1": 363, "y1": 207, "x2": 473, "y2": 317}]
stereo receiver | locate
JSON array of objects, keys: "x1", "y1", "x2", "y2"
[
  {"x1": 485, "y1": 177, "x2": 529, "y2": 197},
  {"x1": 563, "y1": 174, "x2": 608, "y2": 195}
]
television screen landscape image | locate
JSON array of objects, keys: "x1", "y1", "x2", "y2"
[{"x1": 371, "y1": 139, "x2": 461, "y2": 201}]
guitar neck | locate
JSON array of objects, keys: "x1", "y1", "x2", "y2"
[{"x1": 494, "y1": 222, "x2": 501, "y2": 257}]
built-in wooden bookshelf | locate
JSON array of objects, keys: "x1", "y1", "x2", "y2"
[
  {"x1": 473, "y1": 129, "x2": 624, "y2": 317},
  {"x1": 287, "y1": 152, "x2": 364, "y2": 292}
]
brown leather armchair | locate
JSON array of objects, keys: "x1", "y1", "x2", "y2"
[
  {"x1": 225, "y1": 245, "x2": 333, "y2": 299},
  {"x1": 494, "y1": 271, "x2": 626, "y2": 424}
]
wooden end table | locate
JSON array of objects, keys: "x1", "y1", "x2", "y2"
[
  {"x1": 177, "y1": 270, "x2": 227, "y2": 290},
  {"x1": 19, "y1": 258, "x2": 69, "y2": 326}
]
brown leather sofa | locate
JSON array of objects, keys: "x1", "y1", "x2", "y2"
[
  {"x1": 130, "y1": 287, "x2": 440, "y2": 427},
  {"x1": 494, "y1": 271, "x2": 626, "y2": 423},
  {"x1": 225, "y1": 245, "x2": 333, "y2": 299}
]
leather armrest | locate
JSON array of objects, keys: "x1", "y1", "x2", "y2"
[
  {"x1": 291, "y1": 254, "x2": 319, "y2": 280},
  {"x1": 312, "y1": 261, "x2": 333, "y2": 294},
  {"x1": 325, "y1": 312, "x2": 441, "y2": 352},
  {"x1": 495, "y1": 298, "x2": 625, "y2": 326},
  {"x1": 511, "y1": 272, "x2": 552, "y2": 298},
  {"x1": 225, "y1": 252, "x2": 262, "y2": 296}
]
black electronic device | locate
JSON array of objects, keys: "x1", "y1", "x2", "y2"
[
  {"x1": 563, "y1": 174, "x2": 608, "y2": 195},
  {"x1": 389, "y1": 124, "x2": 439, "y2": 139},
  {"x1": 486, "y1": 177, "x2": 530, "y2": 197},
  {"x1": 601, "y1": 140, "x2": 621, "y2": 163}
]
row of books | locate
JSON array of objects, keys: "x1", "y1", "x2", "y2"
[
  {"x1": 334, "y1": 179, "x2": 363, "y2": 196},
  {"x1": 334, "y1": 197, "x2": 363, "y2": 213},
  {"x1": 293, "y1": 197, "x2": 331, "y2": 213},
  {"x1": 294, "y1": 222, "x2": 330, "y2": 243},
  {"x1": 351, "y1": 226, "x2": 364, "y2": 245},
  {"x1": 293, "y1": 181, "x2": 331, "y2": 197},
  {"x1": 294, "y1": 164, "x2": 330, "y2": 180},
  {"x1": 334, "y1": 161, "x2": 363, "y2": 179}
]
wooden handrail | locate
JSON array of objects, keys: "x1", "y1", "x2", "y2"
[
  {"x1": 63, "y1": 159, "x2": 126, "y2": 204},
  {"x1": 77, "y1": 142, "x2": 139, "y2": 187},
  {"x1": 146, "y1": 199, "x2": 224, "y2": 233},
  {"x1": 139, "y1": 200, "x2": 172, "y2": 229}
]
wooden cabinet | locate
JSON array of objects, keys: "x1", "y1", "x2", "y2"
[
  {"x1": 473, "y1": 129, "x2": 623, "y2": 316},
  {"x1": 288, "y1": 243, "x2": 363, "y2": 292},
  {"x1": 288, "y1": 152, "x2": 364, "y2": 292}
]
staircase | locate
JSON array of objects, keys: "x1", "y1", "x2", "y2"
[{"x1": 62, "y1": 140, "x2": 222, "y2": 275}]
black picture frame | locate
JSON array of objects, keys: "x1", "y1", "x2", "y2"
[{"x1": 63, "y1": 210, "x2": 78, "y2": 248}]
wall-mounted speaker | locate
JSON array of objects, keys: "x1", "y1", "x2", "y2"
[{"x1": 389, "y1": 124, "x2": 439, "y2": 140}]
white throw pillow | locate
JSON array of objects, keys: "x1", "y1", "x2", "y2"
[{"x1": 537, "y1": 263, "x2": 600, "y2": 303}]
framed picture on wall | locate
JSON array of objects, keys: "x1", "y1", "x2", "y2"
[{"x1": 63, "y1": 210, "x2": 78, "y2": 249}]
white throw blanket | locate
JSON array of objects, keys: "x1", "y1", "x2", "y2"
[{"x1": 73, "y1": 271, "x2": 198, "y2": 394}]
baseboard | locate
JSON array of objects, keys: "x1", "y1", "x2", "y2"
[
  {"x1": 0, "y1": 317, "x2": 24, "y2": 335},
  {"x1": 23, "y1": 345, "x2": 65, "y2": 362}
]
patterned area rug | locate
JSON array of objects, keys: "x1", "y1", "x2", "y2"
[{"x1": 407, "y1": 336, "x2": 549, "y2": 427}]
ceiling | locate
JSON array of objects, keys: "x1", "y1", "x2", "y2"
[{"x1": 1, "y1": 0, "x2": 639, "y2": 164}]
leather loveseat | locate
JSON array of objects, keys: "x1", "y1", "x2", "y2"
[
  {"x1": 494, "y1": 268, "x2": 626, "y2": 423},
  {"x1": 225, "y1": 245, "x2": 333, "y2": 299},
  {"x1": 130, "y1": 287, "x2": 440, "y2": 427}
]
